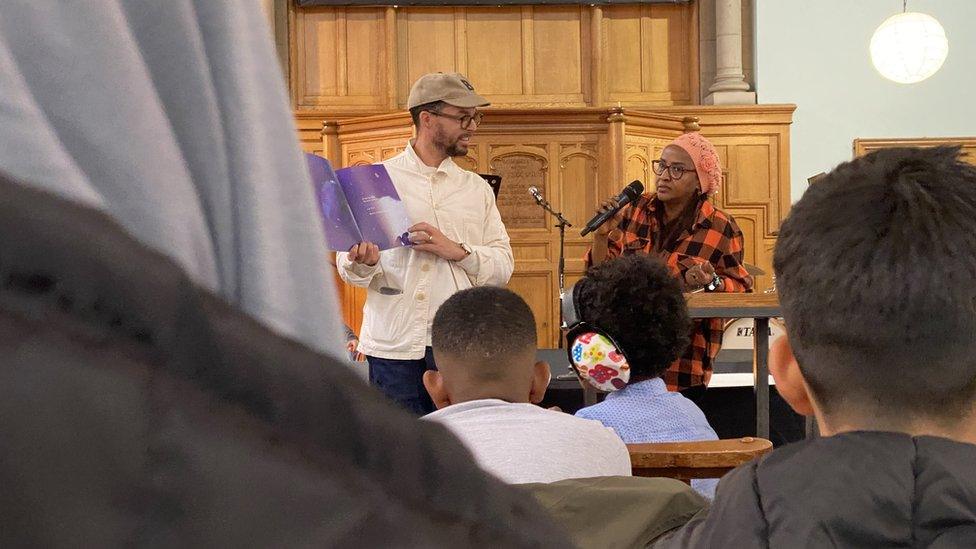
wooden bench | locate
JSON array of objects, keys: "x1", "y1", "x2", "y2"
[{"x1": 628, "y1": 437, "x2": 773, "y2": 481}]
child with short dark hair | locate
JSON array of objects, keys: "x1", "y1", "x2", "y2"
[{"x1": 422, "y1": 286, "x2": 632, "y2": 484}]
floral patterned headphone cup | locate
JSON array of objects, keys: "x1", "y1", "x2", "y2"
[{"x1": 561, "y1": 281, "x2": 632, "y2": 392}]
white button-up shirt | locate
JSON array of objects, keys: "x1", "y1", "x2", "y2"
[{"x1": 337, "y1": 142, "x2": 514, "y2": 359}]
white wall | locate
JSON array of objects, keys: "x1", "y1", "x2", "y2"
[{"x1": 755, "y1": 0, "x2": 976, "y2": 201}]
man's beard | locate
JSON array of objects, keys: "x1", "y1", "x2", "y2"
[{"x1": 434, "y1": 127, "x2": 469, "y2": 157}]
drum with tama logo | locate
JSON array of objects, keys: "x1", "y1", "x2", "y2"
[{"x1": 720, "y1": 263, "x2": 785, "y2": 350}]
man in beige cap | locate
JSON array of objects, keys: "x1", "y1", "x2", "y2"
[{"x1": 337, "y1": 72, "x2": 514, "y2": 415}]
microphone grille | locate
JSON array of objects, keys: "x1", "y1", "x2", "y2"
[
  {"x1": 528, "y1": 186, "x2": 538, "y2": 195},
  {"x1": 624, "y1": 180, "x2": 644, "y2": 199}
]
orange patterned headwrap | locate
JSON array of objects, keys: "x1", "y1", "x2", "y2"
[{"x1": 670, "y1": 132, "x2": 722, "y2": 196}]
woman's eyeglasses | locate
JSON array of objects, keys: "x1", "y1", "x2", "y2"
[
  {"x1": 427, "y1": 110, "x2": 484, "y2": 130},
  {"x1": 652, "y1": 159, "x2": 692, "y2": 180}
]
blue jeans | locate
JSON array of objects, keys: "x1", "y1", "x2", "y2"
[{"x1": 367, "y1": 347, "x2": 438, "y2": 415}]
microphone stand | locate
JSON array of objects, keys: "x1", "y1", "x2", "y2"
[{"x1": 530, "y1": 193, "x2": 573, "y2": 348}]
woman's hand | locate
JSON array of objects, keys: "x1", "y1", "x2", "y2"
[
  {"x1": 594, "y1": 197, "x2": 628, "y2": 237},
  {"x1": 685, "y1": 262, "x2": 721, "y2": 290}
]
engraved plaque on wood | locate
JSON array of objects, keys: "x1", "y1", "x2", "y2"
[{"x1": 492, "y1": 154, "x2": 547, "y2": 229}]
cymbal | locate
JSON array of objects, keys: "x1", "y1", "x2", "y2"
[{"x1": 743, "y1": 263, "x2": 766, "y2": 276}]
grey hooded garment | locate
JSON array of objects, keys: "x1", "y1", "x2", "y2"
[{"x1": 0, "y1": 0, "x2": 344, "y2": 356}]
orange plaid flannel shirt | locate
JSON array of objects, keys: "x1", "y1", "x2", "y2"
[{"x1": 585, "y1": 195, "x2": 753, "y2": 391}]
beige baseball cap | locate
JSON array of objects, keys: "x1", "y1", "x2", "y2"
[{"x1": 407, "y1": 72, "x2": 490, "y2": 109}]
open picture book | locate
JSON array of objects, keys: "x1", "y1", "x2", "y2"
[{"x1": 306, "y1": 153, "x2": 412, "y2": 252}]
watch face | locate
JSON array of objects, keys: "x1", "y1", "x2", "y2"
[{"x1": 706, "y1": 274, "x2": 721, "y2": 291}]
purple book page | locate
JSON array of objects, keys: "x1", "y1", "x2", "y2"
[
  {"x1": 306, "y1": 154, "x2": 363, "y2": 252},
  {"x1": 336, "y1": 164, "x2": 411, "y2": 251}
]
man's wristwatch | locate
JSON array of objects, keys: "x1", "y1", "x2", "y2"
[{"x1": 458, "y1": 242, "x2": 472, "y2": 257}]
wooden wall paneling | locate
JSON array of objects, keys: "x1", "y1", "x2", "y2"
[
  {"x1": 455, "y1": 8, "x2": 469, "y2": 75},
  {"x1": 603, "y1": 4, "x2": 695, "y2": 106},
  {"x1": 296, "y1": 115, "x2": 327, "y2": 154},
  {"x1": 294, "y1": 7, "x2": 389, "y2": 111},
  {"x1": 528, "y1": 6, "x2": 588, "y2": 104},
  {"x1": 396, "y1": 8, "x2": 459, "y2": 107},
  {"x1": 605, "y1": 5, "x2": 642, "y2": 95},
  {"x1": 465, "y1": 8, "x2": 524, "y2": 97},
  {"x1": 292, "y1": 2, "x2": 695, "y2": 114},
  {"x1": 606, "y1": 109, "x2": 627, "y2": 197},
  {"x1": 854, "y1": 137, "x2": 976, "y2": 164},
  {"x1": 688, "y1": 0, "x2": 700, "y2": 107},
  {"x1": 385, "y1": 7, "x2": 398, "y2": 110},
  {"x1": 521, "y1": 7, "x2": 535, "y2": 96},
  {"x1": 589, "y1": 6, "x2": 605, "y2": 107},
  {"x1": 508, "y1": 269, "x2": 556, "y2": 347},
  {"x1": 322, "y1": 121, "x2": 340, "y2": 162}
]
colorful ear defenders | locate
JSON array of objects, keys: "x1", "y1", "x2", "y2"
[{"x1": 561, "y1": 279, "x2": 631, "y2": 392}]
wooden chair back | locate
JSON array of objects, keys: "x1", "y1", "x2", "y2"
[{"x1": 628, "y1": 437, "x2": 773, "y2": 481}]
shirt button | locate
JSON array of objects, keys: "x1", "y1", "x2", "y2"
[
  {"x1": 421, "y1": 263, "x2": 431, "y2": 272},
  {"x1": 416, "y1": 292, "x2": 426, "y2": 301}
]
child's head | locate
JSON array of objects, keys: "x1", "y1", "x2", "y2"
[
  {"x1": 426, "y1": 286, "x2": 548, "y2": 408},
  {"x1": 772, "y1": 146, "x2": 976, "y2": 438},
  {"x1": 573, "y1": 254, "x2": 691, "y2": 383}
]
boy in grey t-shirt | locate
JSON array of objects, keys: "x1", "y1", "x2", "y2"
[{"x1": 422, "y1": 286, "x2": 632, "y2": 484}]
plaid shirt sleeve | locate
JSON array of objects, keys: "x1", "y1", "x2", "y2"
[
  {"x1": 583, "y1": 198, "x2": 655, "y2": 268},
  {"x1": 667, "y1": 210, "x2": 753, "y2": 293}
]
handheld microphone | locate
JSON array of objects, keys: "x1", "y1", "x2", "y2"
[{"x1": 579, "y1": 180, "x2": 644, "y2": 237}]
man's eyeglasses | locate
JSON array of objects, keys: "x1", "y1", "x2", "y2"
[
  {"x1": 652, "y1": 159, "x2": 693, "y2": 180},
  {"x1": 427, "y1": 110, "x2": 484, "y2": 130}
]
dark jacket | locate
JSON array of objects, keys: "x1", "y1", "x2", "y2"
[
  {"x1": 0, "y1": 175, "x2": 568, "y2": 548},
  {"x1": 653, "y1": 431, "x2": 976, "y2": 548}
]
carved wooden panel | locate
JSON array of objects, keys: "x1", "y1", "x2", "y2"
[
  {"x1": 625, "y1": 148, "x2": 650, "y2": 189},
  {"x1": 380, "y1": 146, "x2": 403, "y2": 161},
  {"x1": 455, "y1": 154, "x2": 479, "y2": 173},
  {"x1": 558, "y1": 144, "x2": 599, "y2": 244},
  {"x1": 348, "y1": 149, "x2": 377, "y2": 166},
  {"x1": 490, "y1": 147, "x2": 550, "y2": 230}
]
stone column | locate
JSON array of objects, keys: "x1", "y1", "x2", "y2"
[{"x1": 704, "y1": 0, "x2": 756, "y2": 105}]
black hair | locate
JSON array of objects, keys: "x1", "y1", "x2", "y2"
[
  {"x1": 774, "y1": 146, "x2": 976, "y2": 421},
  {"x1": 432, "y1": 286, "x2": 537, "y2": 375},
  {"x1": 409, "y1": 100, "x2": 447, "y2": 127},
  {"x1": 576, "y1": 254, "x2": 691, "y2": 380}
]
